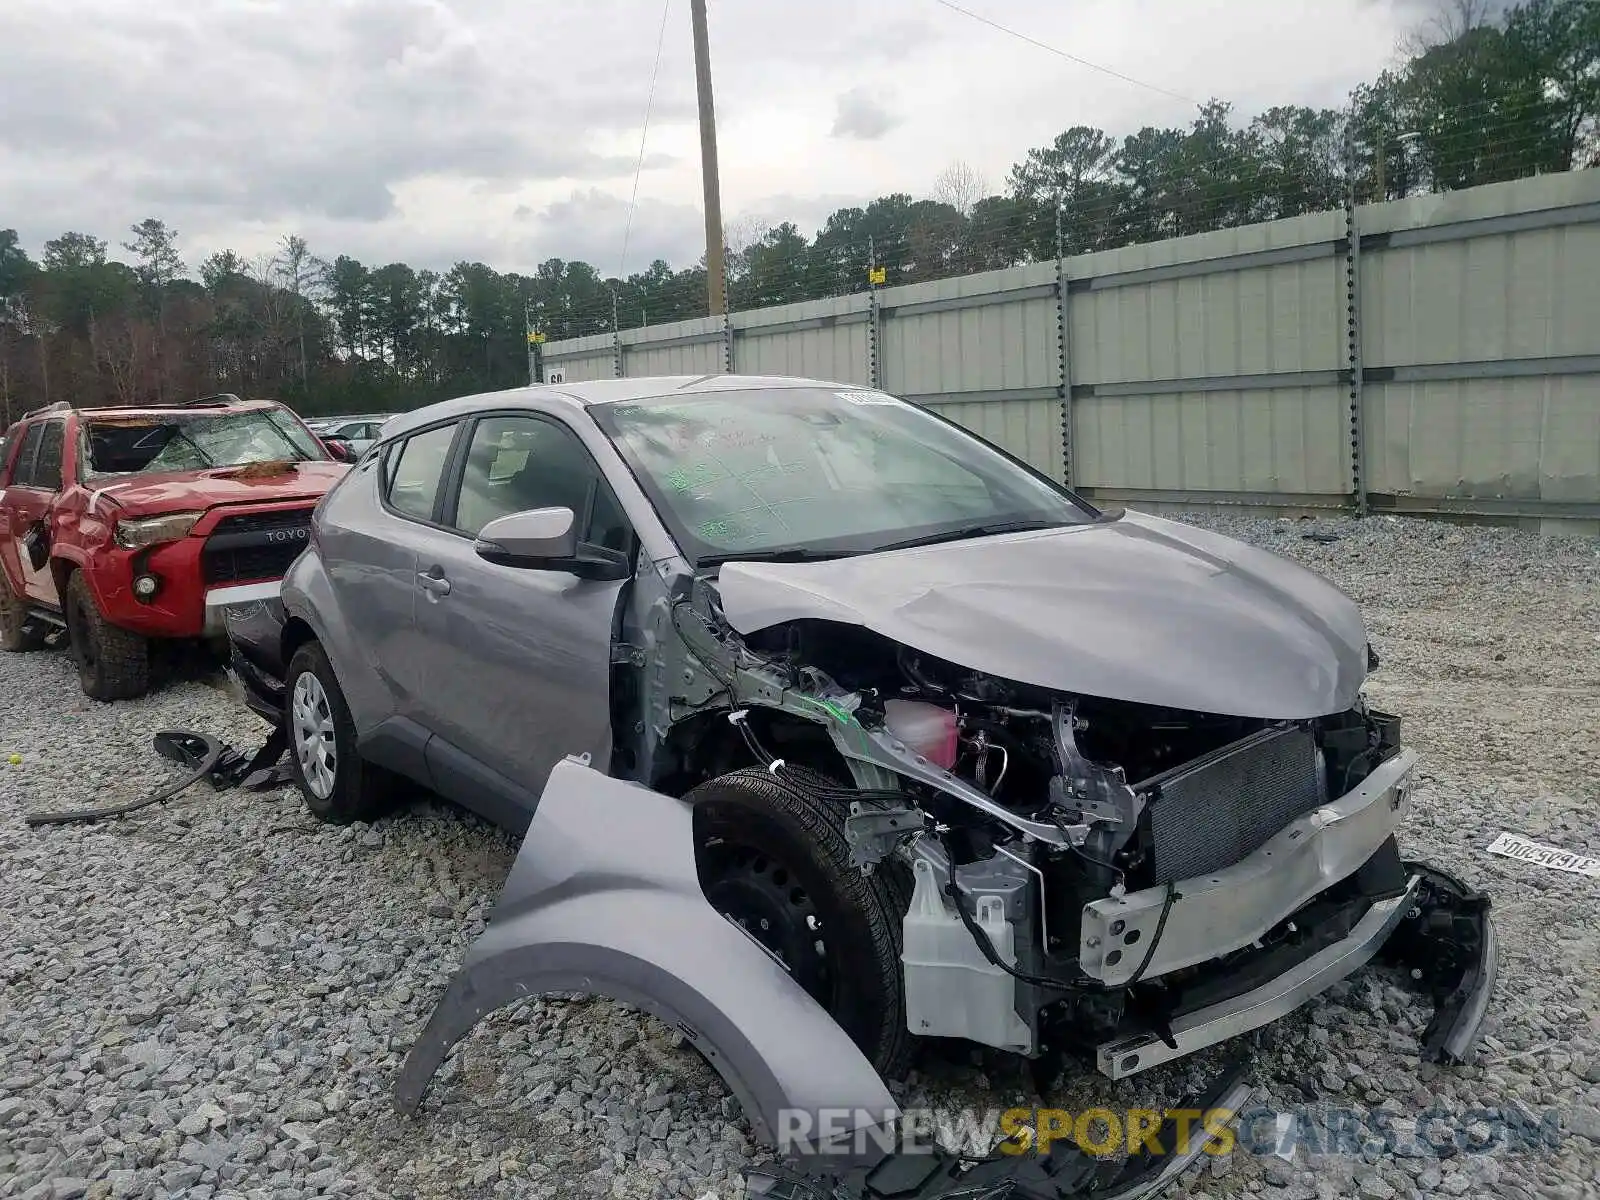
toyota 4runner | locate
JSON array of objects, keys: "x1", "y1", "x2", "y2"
[{"x1": 0, "y1": 395, "x2": 350, "y2": 700}]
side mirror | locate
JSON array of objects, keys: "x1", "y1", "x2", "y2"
[
  {"x1": 475, "y1": 507, "x2": 577, "y2": 562},
  {"x1": 322, "y1": 438, "x2": 355, "y2": 463},
  {"x1": 474, "y1": 507, "x2": 631, "y2": 581}
]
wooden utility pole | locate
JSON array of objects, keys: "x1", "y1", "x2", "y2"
[{"x1": 690, "y1": 0, "x2": 727, "y2": 316}]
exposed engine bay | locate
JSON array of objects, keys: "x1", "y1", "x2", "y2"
[{"x1": 627, "y1": 575, "x2": 1490, "y2": 1083}]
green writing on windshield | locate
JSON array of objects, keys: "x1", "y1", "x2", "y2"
[{"x1": 667, "y1": 463, "x2": 721, "y2": 492}]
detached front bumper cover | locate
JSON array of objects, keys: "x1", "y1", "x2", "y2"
[{"x1": 1374, "y1": 860, "x2": 1497, "y2": 1065}]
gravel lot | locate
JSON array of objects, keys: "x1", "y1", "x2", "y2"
[{"x1": 3, "y1": 514, "x2": 1599, "y2": 1200}]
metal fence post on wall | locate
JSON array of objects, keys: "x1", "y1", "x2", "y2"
[
  {"x1": 1055, "y1": 200, "x2": 1074, "y2": 489},
  {"x1": 1344, "y1": 104, "x2": 1368, "y2": 517},
  {"x1": 610, "y1": 290, "x2": 624, "y2": 378},
  {"x1": 867, "y1": 235, "x2": 883, "y2": 389}
]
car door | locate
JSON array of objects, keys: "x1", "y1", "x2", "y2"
[
  {"x1": 1, "y1": 422, "x2": 43, "y2": 598},
  {"x1": 410, "y1": 410, "x2": 634, "y2": 829},
  {"x1": 319, "y1": 418, "x2": 464, "y2": 724},
  {"x1": 5, "y1": 420, "x2": 67, "y2": 605}
]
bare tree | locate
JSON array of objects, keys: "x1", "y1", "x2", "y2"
[
  {"x1": 1402, "y1": 0, "x2": 1504, "y2": 53},
  {"x1": 98, "y1": 315, "x2": 150, "y2": 406},
  {"x1": 721, "y1": 214, "x2": 769, "y2": 284},
  {"x1": 0, "y1": 329, "x2": 12, "y2": 427},
  {"x1": 122, "y1": 218, "x2": 183, "y2": 400},
  {"x1": 931, "y1": 160, "x2": 990, "y2": 216},
  {"x1": 272, "y1": 234, "x2": 323, "y2": 389}
]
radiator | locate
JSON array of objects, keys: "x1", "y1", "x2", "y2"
[{"x1": 1139, "y1": 726, "x2": 1327, "y2": 886}]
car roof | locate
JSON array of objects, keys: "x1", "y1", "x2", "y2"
[
  {"x1": 74, "y1": 400, "x2": 282, "y2": 419},
  {"x1": 377, "y1": 374, "x2": 855, "y2": 443}
]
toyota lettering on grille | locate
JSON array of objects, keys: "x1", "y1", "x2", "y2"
[{"x1": 266, "y1": 527, "x2": 309, "y2": 543}]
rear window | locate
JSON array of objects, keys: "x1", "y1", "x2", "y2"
[
  {"x1": 33, "y1": 421, "x2": 65, "y2": 490},
  {"x1": 382, "y1": 423, "x2": 458, "y2": 523},
  {"x1": 6, "y1": 423, "x2": 43, "y2": 487},
  {"x1": 85, "y1": 407, "x2": 325, "y2": 477}
]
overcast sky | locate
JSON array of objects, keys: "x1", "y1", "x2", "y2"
[{"x1": 0, "y1": 0, "x2": 1433, "y2": 278}]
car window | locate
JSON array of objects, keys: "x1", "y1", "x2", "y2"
[
  {"x1": 452, "y1": 415, "x2": 629, "y2": 552},
  {"x1": 383, "y1": 423, "x2": 458, "y2": 523},
  {"x1": 590, "y1": 386, "x2": 1095, "y2": 566},
  {"x1": 84, "y1": 407, "x2": 324, "y2": 477},
  {"x1": 32, "y1": 421, "x2": 65, "y2": 491},
  {"x1": 7, "y1": 423, "x2": 43, "y2": 488}
]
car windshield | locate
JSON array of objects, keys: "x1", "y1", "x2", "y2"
[
  {"x1": 84, "y1": 407, "x2": 326, "y2": 478},
  {"x1": 589, "y1": 386, "x2": 1096, "y2": 566}
]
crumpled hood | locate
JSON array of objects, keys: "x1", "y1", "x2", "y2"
[
  {"x1": 714, "y1": 510, "x2": 1369, "y2": 719},
  {"x1": 88, "y1": 461, "x2": 348, "y2": 518}
]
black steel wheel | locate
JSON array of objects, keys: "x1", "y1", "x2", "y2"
[{"x1": 688, "y1": 764, "x2": 915, "y2": 1079}]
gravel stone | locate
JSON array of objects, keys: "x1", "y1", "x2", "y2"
[
  {"x1": 176, "y1": 1112, "x2": 210, "y2": 1137},
  {"x1": 2, "y1": 514, "x2": 1596, "y2": 1199},
  {"x1": 1263, "y1": 1157, "x2": 1296, "y2": 1187}
]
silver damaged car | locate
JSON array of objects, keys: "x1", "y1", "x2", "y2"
[{"x1": 226, "y1": 375, "x2": 1495, "y2": 1173}]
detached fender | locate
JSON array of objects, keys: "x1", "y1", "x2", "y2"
[{"x1": 395, "y1": 757, "x2": 900, "y2": 1156}]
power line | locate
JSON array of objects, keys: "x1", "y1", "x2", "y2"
[
  {"x1": 619, "y1": 0, "x2": 673, "y2": 280},
  {"x1": 931, "y1": 0, "x2": 1195, "y2": 105}
]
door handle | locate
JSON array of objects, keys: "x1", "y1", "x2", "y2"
[{"x1": 416, "y1": 570, "x2": 451, "y2": 597}]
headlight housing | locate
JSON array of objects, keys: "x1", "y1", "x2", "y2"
[{"x1": 115, "y1": 512, "x2": 203, "y2": 550}]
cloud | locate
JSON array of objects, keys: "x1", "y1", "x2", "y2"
[
  {"x1": 524, "y1": 189, "x2": 706, "y2": 275},
  {"x1": 0, "y1": 0, "x2": 1423, "y2": 274},
  {"x1": 0, "y1": 0, "x2": 700, "y2": 246},
  {"x1": 830, "y1": 87, "x2": 900, "y2": 141}
]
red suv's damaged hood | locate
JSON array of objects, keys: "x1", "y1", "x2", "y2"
[{"x1": 88, "y1": 461, "x2": 349, "y2": 517}]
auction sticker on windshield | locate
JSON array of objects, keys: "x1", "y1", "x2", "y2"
[
  {"x1": 1485, "y1": 831, "x2": 1600, "y2": 877},
  {"x1": 835, "y1": 390, "x2": 902, "y2": 406}
]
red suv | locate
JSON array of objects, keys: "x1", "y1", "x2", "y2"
[{"x1": 0, "y1": 395, "x2": 350, "y2": 700}]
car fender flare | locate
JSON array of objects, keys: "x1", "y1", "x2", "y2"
[
  {"x1": 394, "y1": 756, "x2": 901, "y2": 1157},
  {"x1": 48, "y1": 544, "x2": 91, "y2": 597},
  {"x1": 280, "y1": 551, "x2": 391, "y2": 730},
  {"x1": 279, "y1": 550, "x2": 336, "y2": 657}
]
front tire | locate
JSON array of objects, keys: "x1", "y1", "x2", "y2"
[
  {"x1": 688, "y1": 765, "x2": 915, "y2": 1080},
  {"x1": 65, "y1": 572, "x2": 150, "y2": 700},
  {"x1": 285, "y1": 640, "x2": 396, "y2": 825}
]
